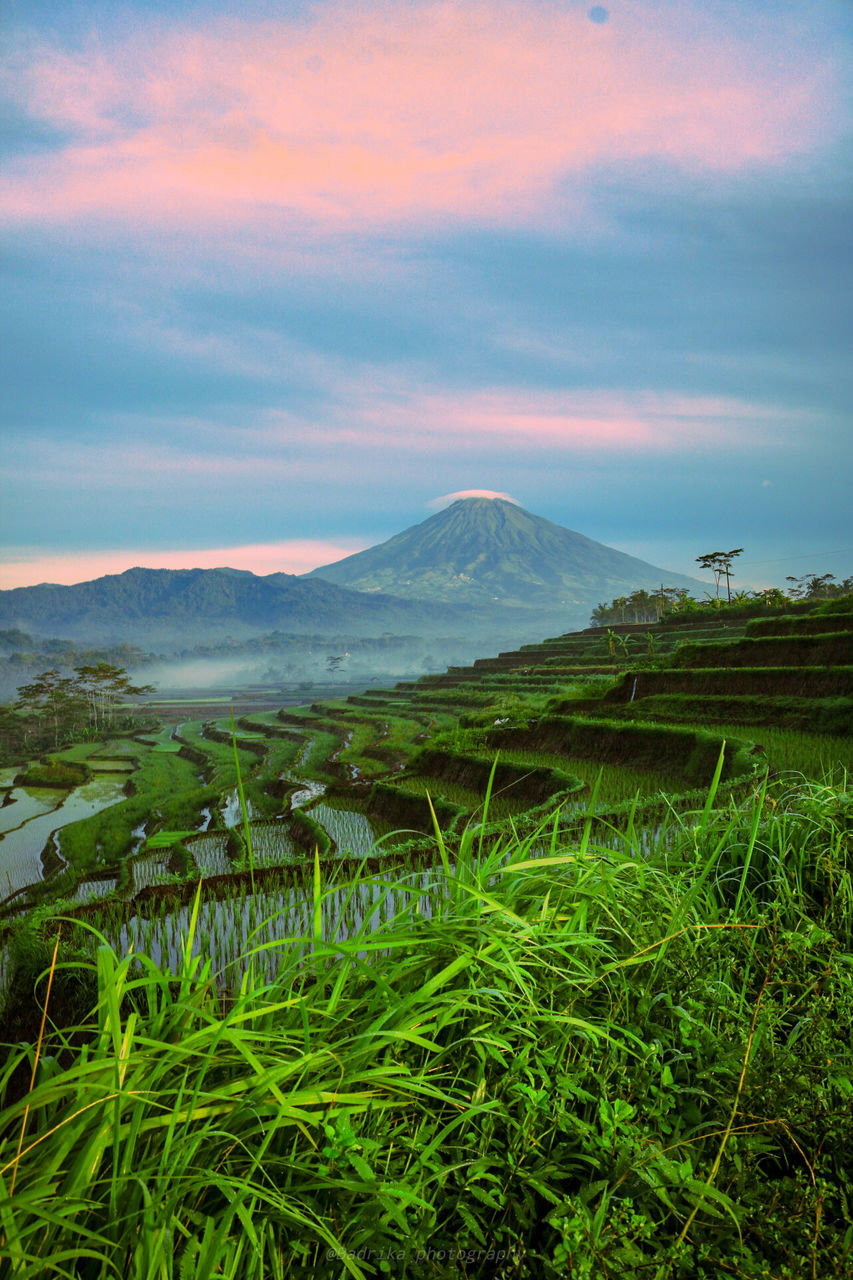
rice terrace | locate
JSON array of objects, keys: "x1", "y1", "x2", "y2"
[
  {"x1": 4, "y1": 0, "x2": 851, "y2": 1270},
  {"x1": 0, "y1": 586, "x2": 851, "y2": 1277}
]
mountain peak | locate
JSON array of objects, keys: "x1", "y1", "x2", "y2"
[{"x1": 305, "y1": 499, "x2": 705, "y2": 624}]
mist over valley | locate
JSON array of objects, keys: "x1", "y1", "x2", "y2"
[{"x1": 0, "y1": 498, "x2": 712, "y2": 701}]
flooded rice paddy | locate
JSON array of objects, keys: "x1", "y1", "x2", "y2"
[
  {"x1": 187, "y1": 831, "x2": 233, "y2": 877},
  {"x1": 130, "y1": 854, "x2": 174, "y2": 892},
  {"x1": 71, "y1": 877, "x2": 118, "y2": 905},
  {"x1": 0, "y1": 772, "x2": 128, "y2": 899},
  {"x1": 308, "y1": 804, "x2": 378, "y2": 857},
  {"x1": 186, "y1": 809, "x2": 378, "y2": 877},
  {"x1": 289, "y1": 780, "x2": 325, "y2": 809},
  {"x1": 0, "y1": 785, "x2": 66, "y2": 836},
  {"x1": 104, "y1": 868, "x2": 442, "y2": 985},
  {"x1": 221, "y1": 788, "x2": 258, "y2": 827},
  {"x1": 247, "y1": 822, "x2": 301, "y2": 866}
]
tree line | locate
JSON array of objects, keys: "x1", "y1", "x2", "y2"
[
  {"x1": 590, "y1": 568, "x2": 853, "y2": 627},
  {"x1": 0, "y1": 663, "x2": 154, "y2": 762}
]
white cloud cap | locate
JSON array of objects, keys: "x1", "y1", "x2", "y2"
[{"x1": 428, "y1": 489, "x2": 521, "y2": 510}]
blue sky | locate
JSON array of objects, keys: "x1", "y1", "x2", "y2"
[{"x1": 1, "y1": 0, "x2": 851, "y2": 592}]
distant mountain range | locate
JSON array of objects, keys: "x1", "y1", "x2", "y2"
[
  {"x1": 0, "y1": 566, "x2": 482, "y2": 647},
  {"x1": 306, "y1": 497, "x2": 705, "y2": 618},
  {"x1": 0, "y1": 499, "x2": 708, "y2": 650}
]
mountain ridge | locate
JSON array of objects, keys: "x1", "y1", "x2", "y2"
[
  {"x1": 1, "y1": 500, "x2": 710, "y2": 649},
  {"x1": 0, "y1": 565, "x2": 493, "y2": 646}
]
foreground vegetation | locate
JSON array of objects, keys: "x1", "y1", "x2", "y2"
[
  {"x1": 1, "y1": 771, "x2": 851, "y2": 1278},
  {"x1": 0, "y1": 592, "x2": 851, "y2": 1275}
]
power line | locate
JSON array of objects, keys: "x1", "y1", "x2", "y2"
[{"x1": 738, "y1": 548, "x2": 853, "y2": 568}]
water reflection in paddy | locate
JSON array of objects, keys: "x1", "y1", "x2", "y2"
[
  {"x1": 0, "y1": 774, "x2": 128, "y2": 897},
  {"x1": 0, "y1": 787, "x2": 66, "y2": 836},
  {"x1": 106, "y1": 868, "x2": 442, "y2": 985},
  {"x1": 221, "y1": 788, "x2": 257, "y2": 827}
]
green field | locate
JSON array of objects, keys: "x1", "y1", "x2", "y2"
[{"x1": 1, "y1": 596, "x2": 851, "y2": 1276}]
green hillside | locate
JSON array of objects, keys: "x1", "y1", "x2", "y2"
[{"x1": 0, "y1": 565, "x2": 487, "y2": 645}]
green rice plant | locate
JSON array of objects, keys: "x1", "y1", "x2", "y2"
[
  {"x1": 327, "y1": 714, "x2": 430, "y2": 778},
  {"x1": 389, "y1": 774, "x2": 533, "y2": 821},
  {"x1": 69, "y1": 878, "x2": 118, "y2": 906},
  {"x1": 175, "y1": 720, "x2": 258, "y2": 787},
  {"x1": 174, "y1": 719, "x2": 284, "y2": 820},
  {"x1": 698, "y1": 724, "x2": 850, "y2": 778},
  {"x1": 334, "y1": 719, "x2": 379, "y2": 759},
  {"x1": 496, "y1": 748, "x2": 679, "y2": 804},
  {"x1": 143, "y1": 829, "x2": 197, "y2": 849},
  {"x1": 146, "y1": 727, "x2": 184, "y2": 754},
  {"x1": 746, "y1": 611, "x2": 853, "y2": 637},
  {"x1": 128, "y1": 852, "x2": 174, "y2": 892},
  {"x1": 291, "y1": 730, "x2": 346, "y2": 784},
  {"x1": 672, "y1": 633, "x2": 853, "y2": 670},
  {"x1": 379, "y1": 714, "x2": 435, "y2": 750},
  {"x1": 185, "y1": 831, "x2": 232, "y2": 877},
  {"x1": 254, "y1": 735, "x2": 303, "y2": 778},
  {"x1": 14, "y1": 760, "x2": 86, "y2": 791},
  {"x1": 607, "y1": 664, "x2": 853, "y2": 700},
  {"x1": 319, "y1": 793, "x2": 397, "y2": 841},
  {"x1": 307, "y1": 804, "x2": 379, "y2": 858},
  {"x1": 610, "y1": 693, "x2": 853, "y2": 737},
  {"x1": 1, "y1": 773, "x2": 852, "y2": 1276},
  {"x1": 245, "y1": 822, "x2": 300, "y2": 868}
]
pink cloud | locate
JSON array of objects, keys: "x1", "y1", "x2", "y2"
[
  {"x1": 0, "y1": 540, "x2": 368, "y2": 590},
  {"x1": 5, "y1": 390, "x2": 804, "y2": 511},
  {"x1": 346, "y1": 388, "x2": 802, "y2": 454},
  {"x1": 1, "y1": 2, "x2": 839, "y2": 230}
]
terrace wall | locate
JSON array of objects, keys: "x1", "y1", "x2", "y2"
[
  {"x1": 290, "y1": 807, "x2": 332, "y2": 857},
  {"x1": 365, "y1": 783, "x2": 463, "y2": 834},
  {"x1": 603, "y1": 667, "x2": 853, "y2": 701},
  {"x1": 408, "y1": 747, "x2": 583, "y2": 806},
  {"x1": 671, "y1": 634, "x2": 853, "y2": 670},
  {"x1": 487, "y1": 716, "x2": 753, "y2": 784}
]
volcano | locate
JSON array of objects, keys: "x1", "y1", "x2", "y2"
[{"x1": 306, "y1": 497, "x2": 706, "y2": 627}]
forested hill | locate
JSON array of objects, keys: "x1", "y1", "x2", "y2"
[{"x1": 0, "y1": 566, "x2": 491, "y2": 646}]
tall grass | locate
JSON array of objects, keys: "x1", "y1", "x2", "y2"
[{"x1": 0, "y1": 773, "x2": 851, "y2": 1277}]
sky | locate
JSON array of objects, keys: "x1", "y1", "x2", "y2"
[{"x1": 1, "y1": 0, "x2": 851, "y2": 594}]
